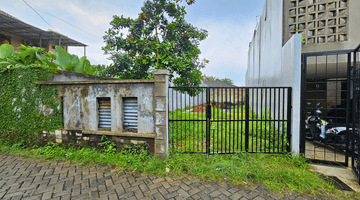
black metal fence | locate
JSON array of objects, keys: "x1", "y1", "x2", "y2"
[{"x1": 168, "y1": 87, "x2": 292, "y2": 155}]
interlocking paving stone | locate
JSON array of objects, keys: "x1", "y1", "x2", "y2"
[{"x1": 0, "y1": 154, "x2": 335, "y2": 200}]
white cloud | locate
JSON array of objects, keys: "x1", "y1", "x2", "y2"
[{"x1": 195, "y1": 19, "x2": 257, "y2": 86}]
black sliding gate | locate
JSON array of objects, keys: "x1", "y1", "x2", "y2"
[
  {"x1": 168, "y1": 87, "x2": 292, "y2": 155},
  {"x1": 301, "y1": 46, "x2": 360, "y2": 184}
]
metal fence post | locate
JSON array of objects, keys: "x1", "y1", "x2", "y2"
[
  {"x1": 245, "y1": 88, "x2": 249, "y2": 152},
  {"x1": 206, "y1": 87, "x2": 210, "y2": 155},
  {"x1": 287, "y1": 87, "x2": 292, "y2": 153}
]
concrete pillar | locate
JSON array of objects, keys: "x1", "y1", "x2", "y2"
[{"x1": 153, "y1": 70, "x2": 169, "y2": 158}]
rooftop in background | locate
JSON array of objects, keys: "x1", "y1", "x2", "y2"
[
  {"x1": 0, "y1": 10, "x2": 86, "y2": 47},
  {"x1": 202, "y1": 80, "x2": 237, "y2": 87}
]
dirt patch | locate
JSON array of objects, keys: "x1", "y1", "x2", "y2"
[{"x1": 191, "y1": 103, "x2": 206, "y2": 113}]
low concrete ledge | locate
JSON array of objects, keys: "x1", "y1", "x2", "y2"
[
  {"x1": 36, "y1": 79, "x2": 155, "y2": 85},
  {"x1": 80, "y1": 130, "x2": 156, "y2": 138}
]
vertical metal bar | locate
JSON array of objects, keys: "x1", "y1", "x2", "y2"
[
  {"x1": 300, "y1": 54, "x2": 307, "y2": 154},
  {"x1": 176, "y1": 89, "x2": 178, "y2": 152},
  {"x1": 270, "y1": 88, "x2": 273, "y2": 153},
  {"x1": 245, "y1": 88, "x2": 250, "y2": 152},
  {"x1": 241, "y1": 88, "x2": 244, "y2": 151},
  {"x1": 287, "y1": 87, "x2": 292, "y2": 153},
  {"x1": 217, "y1": 88, "x2": 219, "y2": 153},
  {"x1": 256, "y1": 88, "x2": 259, "y2": 152},
  {"x1": 202, "y1": 89, "x2": 204, "y2": 153},
  {"x1": 278, "y1": 88, "x2": 280, "y2": 153},
  {"x1": 272, "y1": 88, "x2": 276, "y2": 153},
  {"x1": 236, "y1": 88, "x2": 239, "y2": 151},
  {"x1": 170, "y1": 88, "x2": 172, "y2": 151},
  {"x1": 264, "y1": 88, "x2": 267, "y2": 152},
  {"x1": 352, "y1": 51, "x2": 357, "y2": 170},
  {"x1": 273, "y1": 88, "x2": 276, "y2": 153},
  {"x1": 180, "y1": 90, "x2": 182, "y2": 152},
  {"x1": 84, "y1": 46, "x2": 86, "y2": 57},
  {"x1": 206, "y1": 87, "x2": 210, "y2": 155},
  {"x1": 251, "y1": 88, "x2": 254, "y2": 152},
  {"x1": 192, "y1": 93, "x2": 195, "y2": 152},
  {"x1": 345, "y1": 52, "x2": 351, "y2": 167},
  {"x1": 185, "y1": 90, "x2": 187, "y2": 152},
  {"x1": 225, "y1": 88, "x2": 227, "y2": 153},
  {"x1": 221, "y1": 88, "x2": 224, "y2": 153},
  {"x1": 187, "y1": 88, "x2": 192, "y2": 152},
  {"x1": 282, "y1": 88, "x2": 285, "y2": 152},
  {"x1": 197, "y1": 88, "x2": 200, "y2": 152},
  {"x1": 261, "y1": 88, "x2": 263, "y2": 152},
  {"x1": 233, "y1": 88, "x2": 235, "y2": 153},
  {"x1": 212, "y1": 88, "x2": 215, "y2": 154}
]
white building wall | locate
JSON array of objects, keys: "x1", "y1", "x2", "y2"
[{"x1": 246, "y1": 0, "x2": 302, "y2": 154}]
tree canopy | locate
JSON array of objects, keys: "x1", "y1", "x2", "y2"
[{"x1": 102, "y1": 0, "x2": 208, "y2": 91}]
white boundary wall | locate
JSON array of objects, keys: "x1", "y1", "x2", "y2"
[{"x1": 246, "y1": 0, "x2": 302, "y2": 155}]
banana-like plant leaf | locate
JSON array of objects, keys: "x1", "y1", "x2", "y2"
[
  {"x1": 70, "y1": 54, "x2": 79, "y2": 66},
  {"x1": 19, "y1": 48, "x2": 36, "y2": 65},
  {"x1": 0, "y1": 44, "x2": 14, "y2": 59},
  {"x1": 35, "y1": 51, "x2": 57, "y2": 69},
  {"x1": 74, "y1": 56, "x2": 86, "y2": 73},
  {"x1": 83, "y1": 59, "x2": 95, "y2": 75},
  {"x1": 55, "y1": 46, "x2": 72, "y2": 70}
]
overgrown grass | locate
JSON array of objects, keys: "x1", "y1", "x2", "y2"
[
  {"x1": 1, "y1": 139, "x2": 357, "y2": 198},
  {"x1": 169, "y1": 106, "x2": 288, "y2": 153}
]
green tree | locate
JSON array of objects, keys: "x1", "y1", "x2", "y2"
[{"x1": 102, "y1": 0, "x2": 208, "y2": 94}]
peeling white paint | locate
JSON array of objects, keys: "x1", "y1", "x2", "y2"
[
  {"x1": 156, "y1": 99, "x2": 164, "y2": 111},
  {"x1": 142, "y1": 97, "x2": 150, "y2": 105},
  {"x1": 85, "y1": 96, "x2": 96, "y2": 102},
  {"x1": 144, "y1": 116, "x2": 154, "y2": 123},
  {"x1": 155, "y1": 113, "x2": 164, "y2": 125},
  {"x1": 160, "y1": 145, "x2": 165, "y2": 153}
]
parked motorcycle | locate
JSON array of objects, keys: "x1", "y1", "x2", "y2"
[{"x1": 305, "y1": 102, "x2": 351, "y2": 151}]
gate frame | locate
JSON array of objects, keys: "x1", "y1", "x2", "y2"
[
  {"x1": 352, "y1": 44, "x2": 360, "y2": 184},
  {"x1": 168, "y1": 86, "x2": 292, "y2": 155},
  {"x1": 300, "y1": 49, "x2": 353, "y2": 167}
]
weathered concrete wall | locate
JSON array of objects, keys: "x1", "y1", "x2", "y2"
[
  {"x1": 57, "y1": 83, "x2": 154, "y2": 134},
  {"x1": 153, "y1": 70, "x2": 169, "y2": 159},
  {"x1": 39, "y1": 70, "x2": 170, "y2": 158},
  {"x1": 246, "y1": 0, "x2": 302, "y2": 155}
]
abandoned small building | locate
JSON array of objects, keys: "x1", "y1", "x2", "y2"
[{"x1": 38, "y1": 70, "x2": 169, "y2": 158}]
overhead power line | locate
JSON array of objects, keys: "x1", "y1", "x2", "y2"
[
  {"x1": 17, "y1": 0, "x2": 102, "y2": 40},
  {"x1": 21, "y1": 0, "x2": 57, "y2": 31}
]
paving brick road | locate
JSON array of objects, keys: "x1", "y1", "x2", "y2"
[{"x1": 0, "y1": 154, "x2": 330, "y2": 200}]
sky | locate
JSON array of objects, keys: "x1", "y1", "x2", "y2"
[{"x1": 0, "y1": 0, "x2": 266, "y2": 86}]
